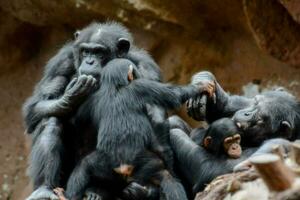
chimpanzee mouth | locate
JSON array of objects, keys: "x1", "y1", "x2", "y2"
[{"x1": 234, "y1": 121, "x2": 249, "y2": 131}]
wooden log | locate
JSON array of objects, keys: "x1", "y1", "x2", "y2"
[
  {"x1": 249, "y1": 153, "x2": 295, "y2": 191},
  {"x1": 291, "y1": 140, "x2": 300, "y2": 165},
  {"x1": 271, "y1": 144, "x2": 285, "y2": 161}
]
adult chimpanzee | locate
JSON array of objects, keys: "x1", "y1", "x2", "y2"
[
  {"x1": 23, "y1": 22, "x2": 167, "y2": 200},
  {"x1": 187, "y1": 71, "x2": 300, "y2": 146},
  {"x1": 170, "y1": 126, "x2": 291, "y2": 196},
  {"x1": 64, "y1": 58, "x2": 212, "y2": 200}
]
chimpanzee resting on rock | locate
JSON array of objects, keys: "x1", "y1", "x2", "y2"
[
  {"x1": 64, "y1": 58, "x2": 213, "y2": 200},
  {"x1": 168, "y1": 71, "x2": 299, "y2": 196},
  {"x1": 170, "y1": 122, "x2": 291, "y2": 196},
  {"x1": 187, "y1": 71, "x2": 300, "y2": 146},
  {"x1": 23, "y1": 22, "x2": 172, "y2": 200}
]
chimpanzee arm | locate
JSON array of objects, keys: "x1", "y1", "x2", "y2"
[
  {"x1": 190, "y1": 128, "x2": 206, "y2": 145},
  {"x1": 132, "y1": 79, "x2": 201, "y2": 110},
  {"x1": 23, "y1": 44, "x2": 97, "y2": 133},
  {"x1": 188, "y1": 71, "x2": 253, "y2": 122},
  {"x1": 169, "y1": 129, "x2": 208, "y2": 187}
]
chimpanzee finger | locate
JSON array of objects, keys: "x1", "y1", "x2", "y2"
[
  {"x1": 84, "y1": 75, "x2": 94, "y2": 90},
  {"x1": 198, "y1": 95, "x2": 207, "y2": 120},
  {"x1": 212, "y1": 93, "x2": 217, "y2": 104},
  {"x1": 77, "y1": 74, "x2": 88, "y2": 87},
  {"x1": 94, "y1": 195, "x2": 102, "y2": 200},
  {"x1": 192, "y1": 98, "x2": 201, "y2": 121},
  {"x1": 86, "y1": 193, "x2": 94, "y2": 200},
  {"x1": 91, "y1": 77, "x2": 99, "y2": 91},
  {"x1": 73, "y1": 75, "x2": 89, "y2": 94},
  {"x1": 65, "y1": 78, "x2": 77, "y2": 91},
  {"x1": 186, "y1": 99, "x2": 193, "y2": 117},
  {"x1": 206, "y1": 84, "x2": 214, "y2": 97},
  {"x1": 190, "y1": 99, "x2": 198, "y2": 120}
]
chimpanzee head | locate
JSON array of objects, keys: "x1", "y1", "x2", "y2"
[
  {"x1": 232, "y1": 90, "x2": 300, "y2": 146},
  {"x1": 73, "y1": 22, "x2": 133, "y2": 80},
  {"x1": 202, "y1": 118, "x2": 242, "y2": 158},
  {"x1": 100, "y1": 58, "x2": 140, "y2": 87}
]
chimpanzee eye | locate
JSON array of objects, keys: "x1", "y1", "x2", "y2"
[
  {"x1": 81, "y1": 49, "x2": 89, "y2": 57},
  {"x1": 224, "y1": 137, "x2": 233, "y2": 144},
  {"x1": 233, "y1": 134, "x2": 241, "y2": 143}
]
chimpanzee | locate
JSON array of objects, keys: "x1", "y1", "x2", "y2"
[
  {"x1": 23, "y1": 22, "x2": 167, "y2": 200},
  {"x1": 168, "y1": 71, "x2": 299, "y2": 197},
  {"x1": 64, "y1": 58, "x2": 212, "y2": 200},
  {"x1": 170, "y1": 126, "x2": 291, "y2": 197},
  {"x1": 187, "y1": 71, "x2": 300, "y2": 146},
  {"x1": 190, "y1": 118, "x2": 242, "y2": 159}
]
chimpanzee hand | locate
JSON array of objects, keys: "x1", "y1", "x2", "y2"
[
  {"x1": 187, "y1": 71, "x2": 216, "y2": 121},
  {"x1": 121, "y1": 182, "x2": 150, "y2": 200},
  {"x1": 62, "y1": 75, "x2": 98, "y2": 106}
]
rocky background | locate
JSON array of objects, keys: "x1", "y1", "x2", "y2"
[{"x1": 0, "y1": 0, "x2": 299, "y2": 199}]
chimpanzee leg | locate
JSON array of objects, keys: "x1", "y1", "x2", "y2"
[
  {"x1": 132, "y1": 152, "x2": 188, "y2": 200},
  {"x1": 158, "y1": 169, "x2": 188, "y2": 200},
  {"x1": 26, "y1": 117, "x2": 63, "y2": 200},
  {"x1": 65, "y1": 150, "x2": 115, "y2": 200},
  {"x1": 125, "y1": 151, "x2": 164, "y2": 200}
]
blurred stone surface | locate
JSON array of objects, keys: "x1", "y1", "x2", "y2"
[{"x1": 0, "y1": 1, "x2": 299, "y2": 199}]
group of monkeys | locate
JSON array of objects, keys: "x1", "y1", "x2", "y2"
[{"x1": 23, "y1": 22, "x2": 300, "y2": 200}]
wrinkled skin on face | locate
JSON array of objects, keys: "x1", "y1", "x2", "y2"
[
  {"x1": 223, "y1": 134, "x2": 241, "y2": 158},
  {"x1": 202, "y1": 118, "x2": 243, "y2": 158},
  {"x1": 232, "y1": 91, "x2": 298, "y2": 146}
]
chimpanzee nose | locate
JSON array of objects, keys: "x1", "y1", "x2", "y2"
[
  {"x1": 244, "y1": 112, "x2": 251, "y2": 116},
  {"x1": 86, "y1": 59, "x2": 94, "y2": 65}
]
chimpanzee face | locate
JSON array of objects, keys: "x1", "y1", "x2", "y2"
[
  {"x1": 72, "y1": 23, "x2": 132, "y2": 80},
  {"x1": 232, "y1": 91, "x2": 296, "y2": 145},
  {"x1": 202, "y1": 118, "x2": 242, "y2": 158}
]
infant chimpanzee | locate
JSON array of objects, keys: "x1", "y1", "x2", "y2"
[
  {"x1": 64, "y1": 58, "x2": 212, "y2": 200},
  {"x1": 191, "y1": 118, "x2": 242, "y2": 159}
]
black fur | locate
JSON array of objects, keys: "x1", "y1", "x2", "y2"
[
  {"x1": 170, "y1": 71, "x2": 299, "y2": 197},
  {"x1": 170, "y1": 126, "x2": 291, "y2": 197},
  {"x1": 65, "y1": 58, "x2": 201, "y2": 200},
  {"x1": 188, "y1": 71, "x2": 300, "y2": 146},
  {"x1": 190, "y1": 118, "x2": 240, "y2": 155},
  {"x1": 23, "y1": 22, "x2": 164, "y2": 200}
]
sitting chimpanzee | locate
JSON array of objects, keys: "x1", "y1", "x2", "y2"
[
  {"x1": 23, "y1": 22, "x2": 172, "y2": 200},
  {"x1": 187, "y1": 71, "x2": 300, "y2": 146},
  {"x1": 64, "y1": 58, "x2": 212, "y2": 200},
  {"x1": 170, "y1": 119, "x2": 291, "y2": 196}
]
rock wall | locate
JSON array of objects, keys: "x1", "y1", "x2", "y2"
[{"x1": 0, "y1": 0, "x2": 299, "y2": 199}]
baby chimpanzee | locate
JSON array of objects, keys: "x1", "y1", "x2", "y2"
[
  {"x1": 65, "y1": 58, "x2": 211, "y2": 200},
  {"x1": 191, "y1": 118, "x2": 242, "y2": 159}
]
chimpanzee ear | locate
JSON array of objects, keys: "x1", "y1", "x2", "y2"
[
  {"x1": 279, "y1": 121, "x2": 292, "y2": 137},
  {"x1": 117, "y1": 38, "x2": 130, "y2": 57},
  {"x1": 203, "y1": 136, "x2": 212, "y2": 148},
  {"x1": 74, "y1": 31, "x2": 80, "y2": 40}
]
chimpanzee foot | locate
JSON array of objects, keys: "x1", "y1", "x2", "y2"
[
  {"x1": 85, "y1": 191, "x2": 103, "y2": 200},
  {"x1": 26, "y1": 186, "x2": 59, "y2": 200},
  {"x1": 53, "y1": 188, "x2": 68, "y2": 200}
]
